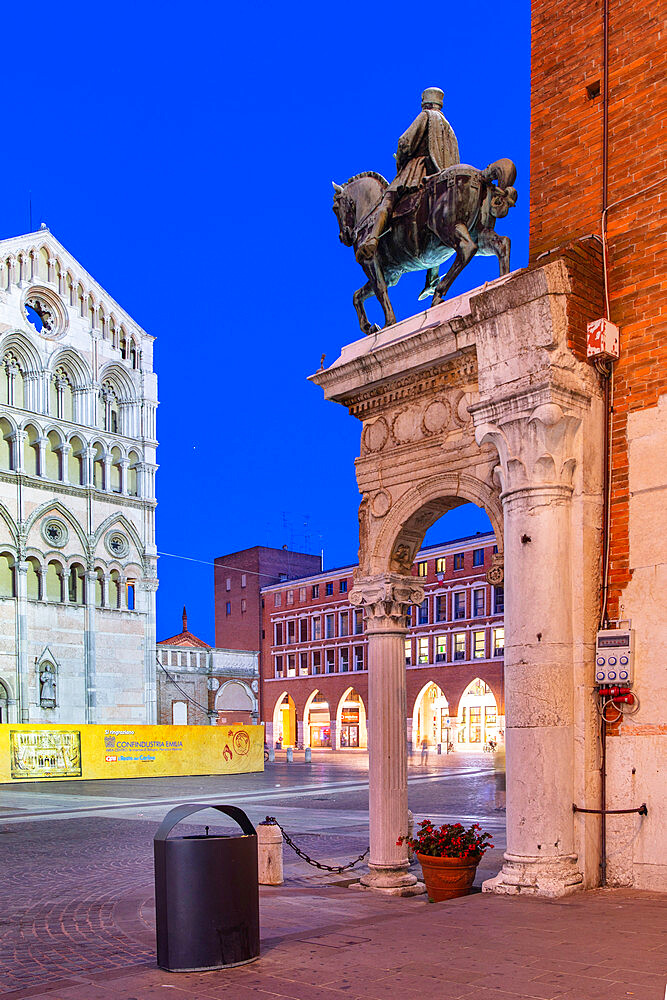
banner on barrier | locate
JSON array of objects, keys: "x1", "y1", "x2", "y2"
[{"x1": 0, "y1": 723, "x2": 264, "y2": 782}]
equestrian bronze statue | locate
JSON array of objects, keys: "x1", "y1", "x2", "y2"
[{"x1": 332, "y1": 88, "x2": 517, "y2": 335}]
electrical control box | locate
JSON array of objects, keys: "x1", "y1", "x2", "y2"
[{"x1": 595, "y1": 627, "x2": 634, "y2": 686}]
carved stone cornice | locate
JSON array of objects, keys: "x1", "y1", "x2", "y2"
[
  {"x1": 471, "y1": 384, "x2": 589, "y2": 497},
  {"x1": 349, "y1": 573, "x2": 424, "y2": 632},
  {"x1": 346, "y1": 350, "x2": 477, "y2": 420}
]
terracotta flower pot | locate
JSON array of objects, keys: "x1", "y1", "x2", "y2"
[{"x1": 416, "y1": 852, "x2": 481, "y2": 902}]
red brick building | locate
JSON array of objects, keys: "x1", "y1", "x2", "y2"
[
  {"x1": 530, "y1": 0, "x2": 665, "y2": 619},
  {"x1": 261, "y1": 532, "x2": 504, "y2": 752}
]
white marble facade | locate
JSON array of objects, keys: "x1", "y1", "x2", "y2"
[{"x1": 0, "y1": 229, "x2": 158, "y2": 725}]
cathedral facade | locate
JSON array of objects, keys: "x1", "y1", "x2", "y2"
[{"x1": 0, "y1": 229, "x2": 158, "y2": 724}]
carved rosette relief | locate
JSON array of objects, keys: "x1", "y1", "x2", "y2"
[
  {"x1": 362, "y1": 417, "x2": 389, "y2": 454},
  {"x1": 349, "y1": 574, "x2": 424, "y2": 632},
  {"x1": 360, "y1": 386, "x2": 477, "y2": 456},
  {"x1": 473, "y1": 394, "x2": 585, "y2": 497},
  {"x1": 371, "y1": 489, "x2": 392, "y2": 518},
  {"x1": 486, "y1": 553, "x2": 504, "y2": 586}
]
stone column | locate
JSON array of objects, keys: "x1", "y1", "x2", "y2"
[
  {"x1": 350, "y1": 574, "x2": 426, "y2": 896},
  {"x1": 15, "y1": 559, "x2": 30, "y2": 723},
  {"x1": 296, "y1": 718, "x2": 305, "y2": 749},
  {"x1": 141, "y1": 577, "x2": 158, "y2": 724},
  {"x1": 36, "y1": 437, "x2": 48, "y2": 477},
  {"x1": 329, "y1": 719, "x2": 337, "y2": 751},
  {"x1": 59, "y1": 443, "x2": 70, "y2": 484},
  {"x1": 84, "y1": 570, "x2": 97, "y2": 724},
  {"x1": 474, "y1": 394, "x2": 587, "y2": 897}
]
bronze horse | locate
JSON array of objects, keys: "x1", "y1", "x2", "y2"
[{"x1": 332, "y1": 159, "x2": 517, "y2": 334}]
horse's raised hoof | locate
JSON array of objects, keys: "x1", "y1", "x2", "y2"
[
  {"x1": 418, "y1": 284, "x2": 436, "y2": 301},
  {"x1": 355, "y1": 238, "x2": 378, "y2": 263},
  {"x1": 370, "y1": 323, "x2": 380, "y2": 334}
]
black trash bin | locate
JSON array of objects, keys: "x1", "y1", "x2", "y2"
[{"x1": 154, "y1": 803, "x2": 259, "y2": 972}]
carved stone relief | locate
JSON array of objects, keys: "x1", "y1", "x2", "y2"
[{"x1": 371, "y1": 489, "x2": 392, "y2": 518}]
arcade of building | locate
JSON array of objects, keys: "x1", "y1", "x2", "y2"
[{"x1": 262, "y1": 532, "x2": 504, "y2": 752}]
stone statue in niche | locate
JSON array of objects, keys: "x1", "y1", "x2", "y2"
[
  {"x1": 332, "y1": 87, "x2": 517, "y2": 334},
  {"x1": 39, "y1": 663, "x2": 56, "y2": 708}
]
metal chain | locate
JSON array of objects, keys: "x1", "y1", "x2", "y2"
[{"x1": 263, "y1": 817, "x2": 369, "y2": 874}]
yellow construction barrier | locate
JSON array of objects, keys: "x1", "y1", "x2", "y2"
[{"x1": 0, "y1": 722, "x2": 264, "y2": 782}]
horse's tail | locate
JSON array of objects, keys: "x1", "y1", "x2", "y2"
[{"x1": 484, "y1": 158, "x2": 517, "y2": 190}]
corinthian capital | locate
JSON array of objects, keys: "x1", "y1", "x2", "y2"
[
  {"x1": 349, "y1": 573, "x2": 424, "y2": 631},
  {"x1": 471, "y1": 387, "x2": 587, "y2": 496}
]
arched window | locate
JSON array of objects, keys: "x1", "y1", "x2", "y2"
[
  {"x1": 26, "y1": 557, "x2": 41, "y2": 600},
  {"x1": 69, "y1": 436, "x2": 85, "y2": 486},
  {"x1": 127, "y1": 451, "x2": 140, "y2": 496},
  {"x1": 0, "y1": 418, "x2": 13, "y2": 470},
  {"x1": 0, "y1": 553, "x2": 16, "y2": 598},
  {"x1": 92, "y1": 443, "x2": 105, "y2": 490},
  {"x1": 101, "y1": 382, "x2": 119, "y2": 434},
  {"x1": 109, "y1": 569, "x2": 121, "y2": 608},
  {"x1": 110, "y1": 447, "x2": 122, "y2": 493},
  {"x1": 68, "y1": 563, "x2": 85, "y2": 604},
  {"x1": 24, "y1": 425, "x2": 40, "y2": 477},
  {"x1": 129, "y1": 339, "x2": 138, "y2": 368},
  {"x1": 95, "y1": 569, "x2": 105, "y2": 608},
  {"x1": 51, "y1": 368, "x2": 74, "y2": 422},
  {"x1": 45, "y1": 431, "x2": 62, "y2": 480},
  {"x1": 3, "y1": 353, "x2": 24, "y2": 408},
  {"x1": 45, "y1": 561, "x2": 63, "y2": 602}
]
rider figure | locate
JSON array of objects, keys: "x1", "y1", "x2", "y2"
[{"x1": 356, "y1": 87, "x2": 460, "y2": 284}]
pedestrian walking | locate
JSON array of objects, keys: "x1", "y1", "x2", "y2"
[{"x1": 420, "y1": 737, "x2": 429, "y2": 765}]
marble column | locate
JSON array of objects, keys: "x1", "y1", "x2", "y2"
[
  {"x1": 474, "y1": 393, "x2": 587, "y2": 897},
  {"x1": 84, "y1": 570, "x2": 97, "y2": 724},
  {"x1": 350, "y1": 574, "x2": 426, "y2": 895}
]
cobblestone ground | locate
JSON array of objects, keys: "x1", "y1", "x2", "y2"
[{"x1": 0, "y1": 815, "x2": 380, "y2": 997}]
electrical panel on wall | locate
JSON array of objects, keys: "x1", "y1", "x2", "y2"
[{"x1": 595, "y1": 626, "x2": 634, "y2": 686}]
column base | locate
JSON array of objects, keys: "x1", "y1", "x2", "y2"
[
  {"x1": 357, "y1": 863, "x2": 426, "y2": 897},
  {"x1": 482, "y1": 852, "x2": 584, "y2": 898}
]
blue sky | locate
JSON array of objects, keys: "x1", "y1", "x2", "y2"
[{"x1": 3, "y1": 1, "x2": 530, "y2": 643}]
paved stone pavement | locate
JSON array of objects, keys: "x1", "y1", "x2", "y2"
[
  {"x1": 1, "y1": 815, "x2": 665, "y2": 999},
  {"x1": 2, "y1": 879, "x2": 665, "y2": 1000}
]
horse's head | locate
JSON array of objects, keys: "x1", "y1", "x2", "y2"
[
  {"x1": 332, "y1": 181, "x2": 356, "y2": 246},
  {"x1": 489, "y1": 184, "x2": 517, "y2": 220},
  {"x1": 332, "y1": 172, "x2": 389, "y2": 247}
]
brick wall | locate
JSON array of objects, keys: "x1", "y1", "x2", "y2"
[{"x1": 531, "y1": 0, "x2": 666, "y2": 614}]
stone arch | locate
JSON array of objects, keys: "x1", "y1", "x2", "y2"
[
  {"x1": 215, "y1": 679, "x2": 256, "y2": 724},
  {"x1": 47, "y1": 347, "x2": 93, "y2": 389},
  {"x1": 0, "y1": 677, "x2": 11, "y2": 723},
  {"x1": 0, "y1": 330, "x2": 42, "y2": 375},
  {"x1": 454, "y1": 676, "x2": 501, "y2": 749},
  {"x1": 336, "y1": 686, "x2": 367, "y2": 749},
  {"x1": 99, "y1": 361, "x2": 137, "y2": 402},
  {"x1": 0, "y1": 502, "x2": 18, "y2": 547},
  {"x1": 272, "y1": 690, "x2": 297, "y2": 748},
  {"x1": 368, "y1": 472, "x2": 503, "y2": 576},
  {"x1": 91, "y1": 513, "x2": 145, "y2": 567},
  {"x1": 303, "y1": 688, "x2": 332, "y2": 748},
  {"x1": 411, "y1": 680, "x2": 450, "y2": 751},
  {"x1": 24, "y1": 499, "x2": 89, "y2": 557}
]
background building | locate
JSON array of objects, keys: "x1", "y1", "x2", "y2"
[
  {"x1": 214, "y1": 545, "x2": 321, "y2": 722},
  {"x1": 157, "y1": 607, "x2": 259, "y2": 726},
  {"x1": 0, "y1": 230, "x2": 158, "y2": 724},
  {"x1": 261, "y1": 532, "x2": 504, "y2": 751}
]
